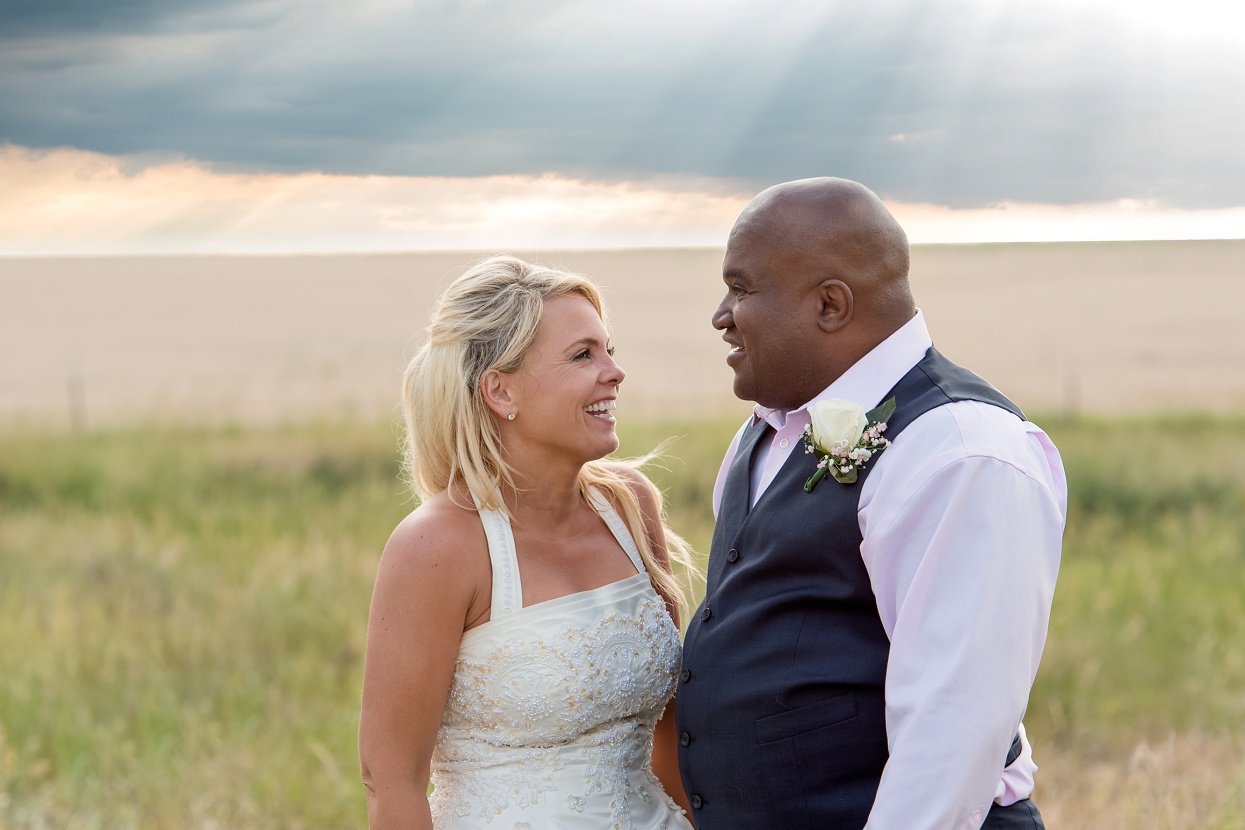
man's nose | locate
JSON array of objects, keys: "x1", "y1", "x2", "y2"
[{"x1": 711, "y1": 297, "x2": 732, "y2": 330}]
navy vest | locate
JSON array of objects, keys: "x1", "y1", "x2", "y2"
[{"x1": 676, "y1": 347, "x2": 1025, "y2": 830}]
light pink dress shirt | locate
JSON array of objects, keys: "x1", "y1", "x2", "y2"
[{"x1": 711, "y1": 311, "x2": 1066, "y2": 830}]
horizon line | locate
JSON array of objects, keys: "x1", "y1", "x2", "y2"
[{"x1": 3, "y1": 237, "x2": 1244, "y2": 259}]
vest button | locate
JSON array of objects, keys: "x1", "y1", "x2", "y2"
[
  {"x1": 681, "y1": 667, "x2": 691, "y2": 682},
  {"x1": 691, "y1": 795, "x2": 704, "y2": 809},
  {"x1": 701, "y1": 607, "x2": 713, "y2": 622},
  {"x1": 679, "y1": 732, "x2": 691, "y2": 746},
  {"x1": 727, "y1": 548, "x2": 739, "y2": 563},
  {"x1": 779, "y1": 437, "x2": 789, "y2": 448}
]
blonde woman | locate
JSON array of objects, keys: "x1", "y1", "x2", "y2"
[{"x1": 359, "y1": 256, "x2": 696, "y2": 830}]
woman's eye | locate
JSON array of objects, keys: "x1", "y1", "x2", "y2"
[
  {"x1": 574, "y1": 349, "x2": 590, "y2": 360},
  {"x1": 606, "y1": 346, "x2": 615, "y2": 357}
]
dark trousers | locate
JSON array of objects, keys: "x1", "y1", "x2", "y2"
[{"x1": 982, "y1": 798, "x2": 1045, "y2": 829}]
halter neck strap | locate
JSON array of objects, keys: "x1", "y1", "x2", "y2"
[{"x1": 472, "y1": 486, "x2": 647, "y2": 620}]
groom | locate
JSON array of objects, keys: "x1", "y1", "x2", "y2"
[{"x1": 675, "y1": 178, "x2": 1065, "y2": 829}]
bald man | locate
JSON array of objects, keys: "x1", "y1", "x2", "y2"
[{"x1": 675, "y1": 179, "x2": 1064, "y2": 829}]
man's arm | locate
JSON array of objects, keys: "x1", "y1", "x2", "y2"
[{"x1": 860, "y1": 407, "x2": 1065, "y2": 830}]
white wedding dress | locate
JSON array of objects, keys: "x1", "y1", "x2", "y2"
[{"x1": 429, "y1": 489, "x2": 693, "y2": 830}]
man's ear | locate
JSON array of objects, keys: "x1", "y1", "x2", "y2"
[
  {"x1": 480, "y1": 368, "x2": 516, "y2": 418},
  {"x1": 816, "y1": 279, "x2": 853, "y2": 333}
]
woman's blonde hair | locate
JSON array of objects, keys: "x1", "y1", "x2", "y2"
[{"x1": 402, "y1": 255, "x2": 695, "y2": 615}]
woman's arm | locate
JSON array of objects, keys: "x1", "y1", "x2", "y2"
[
  {"x1": 652, "y1": 697, "x2": 693, "y2": 818},
  {"x1": 358, "y1": 504, "x2": 483, "y2": 830}
]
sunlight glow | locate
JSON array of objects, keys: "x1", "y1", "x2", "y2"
[
  {"x1": 1, "y1": 145, "x2": 1241, "y2": 255},
  {"x1": 1019, "y1": 0, "x2": 1245, "y2": 45}
]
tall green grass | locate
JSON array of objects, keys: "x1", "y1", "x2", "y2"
[
  {"x1": 1031, "y1": 417, "x2": 1245, "y2": 748},
  {"x1": 0, "y1": 422, "x2": 406, "y2": 829},
  {"x1": 2, "y1": 415, "x2": 1244, "y2": 828}
]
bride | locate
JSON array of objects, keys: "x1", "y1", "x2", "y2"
[{"x1": 359, "y1": 256, "x2": 696, "y2": 830}]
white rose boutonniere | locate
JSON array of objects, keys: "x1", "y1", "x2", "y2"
[{"x1": 803, "y1": 396, "x2": 897, "y2": 491}]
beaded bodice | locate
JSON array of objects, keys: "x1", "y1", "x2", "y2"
[{"x1": 429, "y1": 490, "x2": 690, "y2": 830}]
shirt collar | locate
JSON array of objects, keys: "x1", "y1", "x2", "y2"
[{"x1": 754, "y1": 309, "x2": 932, "y2": 429}]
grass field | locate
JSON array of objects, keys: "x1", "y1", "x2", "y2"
[{"x1": 2, "y1": 415, "x2": 1244, "y2": 828}]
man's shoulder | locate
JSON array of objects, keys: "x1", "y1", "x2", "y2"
[
  {"x1": 886, "y1": 399, "x2": 1060, "y2": 486},
  {"x1": 863, "y1": 400, "x2": 1066, "y2": 529},
  {"x1": 909, "y1": 349, "x2": 1021, "y2": 416}
]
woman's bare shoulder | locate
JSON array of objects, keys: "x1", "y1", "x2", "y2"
[
  {"x1": 378, "y1": 490, "x2": 488, "y2": 590},
  {"x1": 598, "y1": 461, "x2": 661, "y2": 515}
]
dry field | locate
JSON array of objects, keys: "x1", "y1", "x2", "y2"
[
  {"x1": 2, "y1": 240, "x2": 1244, "y2": 426},
  {"x1": 3, "y1": 242, "x2": 1245, "y2": 829},
  {"x1": 4, "y1": 415, "x2": 1245, "y2": 829}
]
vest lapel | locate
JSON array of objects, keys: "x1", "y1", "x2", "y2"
[{"x1": 706, "y1": 418, "x2": 770, "y2": 588}]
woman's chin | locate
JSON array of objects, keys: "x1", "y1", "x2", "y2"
[{"x1": 588, "y1": 432, "x2": 620, "y2": 461}]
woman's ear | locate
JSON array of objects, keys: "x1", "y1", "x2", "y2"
[
  {"x1": 816, "y1": 279, "x2": 853, "y2": 333},
  {"x1": 480, "y1": 368, "x2": 516, "y2": 418}
]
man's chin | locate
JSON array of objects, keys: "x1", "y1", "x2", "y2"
[{"x1": 731, "y1": 374, "x2": 759, "y2": 405}]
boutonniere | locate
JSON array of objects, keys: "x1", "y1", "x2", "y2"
[{"x1": 802, "y1": 397, "x2": 897, "y2": 491}]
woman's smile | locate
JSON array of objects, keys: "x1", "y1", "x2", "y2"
[{"x1": 584, "y1": 398, "x2": 617, "y2": 422}]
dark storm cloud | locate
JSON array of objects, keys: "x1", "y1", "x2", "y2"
[
  {"x1": 1, "y1": 0, "x2": 1242, "y2": 207},
  {"x1": 0, "y1": 0, "x2": 277, "y2": 37}
]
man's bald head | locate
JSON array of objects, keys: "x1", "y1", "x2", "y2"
[
  {"x1": 714, "y1": 178, "x2": 918, "y2": 409},
  {"x1": 730, "y1": 177, "x2": 914, "y2": 329}
]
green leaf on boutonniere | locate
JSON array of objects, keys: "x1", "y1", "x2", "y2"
[
  {"x1": 829, "y1": 465, "x2": 858, "y2": 485},
  {"x1": 865, "y1": 396, "x2": 896, "y2": 426}
]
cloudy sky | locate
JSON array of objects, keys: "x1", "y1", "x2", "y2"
[{"x1": 2, "y1": 0, "x2": 1243, "y2": 252}]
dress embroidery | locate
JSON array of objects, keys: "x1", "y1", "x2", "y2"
[
  {"x1": 429, "y1": 492, "x2": 691, "y2": 830},
  {"x1": 430, "y1": 592, "x2": 683, "y2": 828}
]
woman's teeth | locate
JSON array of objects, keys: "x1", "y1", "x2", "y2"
[{"x1": 585, "y1": 401, "x2": 616, "y2": 418}]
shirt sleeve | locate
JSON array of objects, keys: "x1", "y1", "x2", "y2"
[{"x1": 860, "y1": 409, "x2": 1065, "y2": 830}]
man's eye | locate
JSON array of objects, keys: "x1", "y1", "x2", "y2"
[{"x1": 574, "y1": 349, "x2": 590, "y2": 360}]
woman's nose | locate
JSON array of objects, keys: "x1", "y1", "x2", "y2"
[{"x1": 605, "y1": 354, "x2": 625, "y2": 386}]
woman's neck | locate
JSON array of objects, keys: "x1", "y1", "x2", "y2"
[{"x1": 500, "y1": 461, "x2": 587, "y2": 521}]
